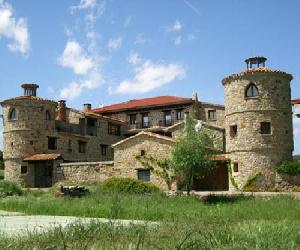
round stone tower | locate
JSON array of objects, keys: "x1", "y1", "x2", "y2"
[
  {"x1": 0, "y1": 84, "x2": 57, "y2": 185},
  {"x1": 222, "y1": 57, "x2": 294, "y2": 189}
]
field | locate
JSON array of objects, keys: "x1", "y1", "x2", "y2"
[{"x1": 0, "y1": 186, "x2": 300, "y2": 249}]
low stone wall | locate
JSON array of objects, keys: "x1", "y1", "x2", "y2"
[
  {"x1": 58, "y1": 161, "x2": 120, "y2": 184},
  {"x1": 275, "y1": 173, "x2": 300, "y2": 191}
]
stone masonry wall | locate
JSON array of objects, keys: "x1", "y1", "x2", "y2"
[
  {"x1": 224, "y1": 72, "x2": 294, "y2": 189},
  {"x1": 113, "y1": 134, "x2": 175, "y2": 190}
]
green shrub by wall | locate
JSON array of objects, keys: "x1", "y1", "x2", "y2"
[
  {"x1": 100, "y1": 177, "x2": 161, "y2": 194},
  {"x1": 0, "y1": 180, "x2": 23, "y2": 197},
  {"x1": 277, "y1": 161, "x2": 300, "y2": 176}
]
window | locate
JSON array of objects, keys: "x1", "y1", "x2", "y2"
[
  {"x1": 142, "y1": 113, "x2": 149, "y2": 128},
  {"x1": 129, "y1": 114, "x2": 136, "y2": 125},
  {"x1": 45, "y1": 110, "x2": 51, "y2": 120},
  {"x1": 260, "y1": 122, "x2": 271, "y2": 134},
  {"x1": 78, "y1": 141, "x2": 87, "y2": 153},
  {"x1": 208, "y1": 110, "x2": 217, "y2": 120},
  {"x1": 9, "y1": 108, "x2": 17, "y2": 121},
  {"x1": 245, "y1": 83, "x2": 259, "y2": 98},
  {"x1": 108, "y1": 123, "x2": 121, "y2": 136},
  {"x1": 48, "y1": 137, "x2": 57, "y2": 150},
  {"x1": 233, "y1": 162, "x2": 238, "y2": 172},
  {"x1": 176, "y1": 109, "x2": 184, "y2": 120},
  {"x1": 141, "y1": 150, "x2": 145, "y2": 156},
  {"x1": 137, "y1": 169, "x2": 150, "y2": 182},
  {"x1": 21, "y1": 166, "x2": 27, "y2": 174},
  {"x1": 101, "y1": 144, "x2": 108, "y2": 156},
  {"x1": 230, "y1": 125, "x2": 238, "y2": 138},
  {"x1": 163, "y1": 111, "x2": 172, "y2": 126},
  {"x1": 57, "y1": 165, "x2": 64, "y2": 174}
]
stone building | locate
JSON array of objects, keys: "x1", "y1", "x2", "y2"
[
  {"x1": 0, "y1": 84, "x2": 126, "y2": 187},
  {"x1": 222, "y1": 57, "x2": 294, "y2": 189},
  {"x1": 0, "y1": 56, "x2": 299, "y2": 191}
]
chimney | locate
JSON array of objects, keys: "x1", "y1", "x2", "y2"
[
  {"x1": 83, "y1": 103, "x2": 92, "y2": 112},
  {"x1": 57, "y1": 100, "x2": 67, "y2": 122},
  {"x1": 21, "y1": 83, "x2": 39, "y2": 97},
  {"x1": 192, "y1": 91, "x2": 198, "y2": 103}
]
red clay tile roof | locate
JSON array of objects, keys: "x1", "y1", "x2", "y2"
[
  {"x1": 222, "y1": 67, "x2": 293, "y2": 85},
  {"x1": 91, "y1": 96, "x2": 193, "y2": 113},
  {"x1": 112, "y1": 131, "x2": 175, "y2": 148},
  {"x1": 292, "y1": 99, "x2": 300, "y2": 105},
  {"x1": 1, "y1": 96, "x2": 57, "y2": 105},
  {"x1": 24, "y1": 153, "x2": 62, "y2": 161}
]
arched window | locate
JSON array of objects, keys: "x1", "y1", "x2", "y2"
[
  {"x1": 245, "y1": 83, "x2": 259, "y2": 98},
  {"x1": 9, "y1": 108, "x2": 17, "y2": 121},
  {"x1": 45, "y1": 110, "x2": 51, "y2": 120}
]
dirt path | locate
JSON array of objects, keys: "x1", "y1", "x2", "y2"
[{"x1": 0, "y1": 211, "x2": 158, "y2": 236}]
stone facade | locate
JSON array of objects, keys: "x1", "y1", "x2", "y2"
[
  {"x1": 223, "y1": 58, "x2": 294, "y2": 190},
  {"x1": 113, "y1": 132, "x2": 176, "y2": 190},
  {"x1": 0, "y1": 84, "x2": 126, "y2": 187},
  {"x1": 1, "y1": 57, "x2": 298, "y2": 191}
]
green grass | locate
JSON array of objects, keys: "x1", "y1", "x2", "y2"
[{"x1": 0, "y1": 187, "x2": 299, "y2": 249}]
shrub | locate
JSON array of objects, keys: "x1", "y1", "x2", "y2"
[
  {"x1": 277, "y1": 161, "x2": 300, "y2": 176},
  {"x1": 100, "y1": 177, "x2": 161, "y2": 194},
  {"x1": 0, "y1": 170, "x2": 4, "y2": 180},
  {"x1": 0, "y1": 180, "x2": 23, "y2": 197}
]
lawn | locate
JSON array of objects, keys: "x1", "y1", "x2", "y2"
[{"x1": 0, "y1": 186, "x2": 300, "y2": 249}]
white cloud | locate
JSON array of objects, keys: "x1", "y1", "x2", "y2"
[
  {"x1": 70, "y1": 0, "x2": 98, "y2": 12},
  {"x1": 60, "y1": 69, "x2": 103, "y2": 101},
  {"x1": 0, "y1": 1, "x2": 30, "y2": 55},
  {"x1": 58, "y1": 40, "x2": 94, "y2": 75},
  {"x1": 134, "y1": 33, "x2": 146, "y2": 45},
  {"x1": 167, "y1": 20, "x2": 183, "y2": 32},
  {"x1": 113, "y1": 60, "x2": 186, "y2": 94},
  {"x1": 58, "y1": 39, "x2": 103, "y2": 101},
  {"x1": 108, "y1": 37, "x2": 123, "y2": 51},
  {"x1": 174, "y1": 35, "x2": 182, "y2": 45},
  {"x1": 127, "y1": 52, "x2": 142, "y2": 65}
]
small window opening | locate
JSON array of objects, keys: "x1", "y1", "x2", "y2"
[
  {"x1": 101, "y1": 144, "x2": 108, "y2": 156},
  {"x1": 78, "y1": 141, "x2": 87, "y2": 153},
  {"x1": 45, "y1": 110, "x2": 51, "y2": 120},
  {"x1": 230, "y1": 125, "x2": 238, "y2": 138},
  {"x1": 137, "y1": 169, "x2": 150, "y2": 182},
  {"x1": 48, "y1": 137, "x2": 57, "y2": 150},
  {"x1": 245, "y1": 83, "x2": 259, "y2": 98},
  {"x1": 21, "y1": 166, "x2": 27, "y2": 174},
  {"x1": 233, "y1": 162, "x2": 238, "y2": 172},
  {"x1": 141, "y1": 150, "x2": 145, "y2": 156},
  {"x1": 260, "y1": 122, "x2": 271, "y2": 135},
  {"x1": 9, "y1": 109, "x2": 17, "y2": 121},
  {"x1": 208, "y1": 110, "x2": 217, "y2": 120}
]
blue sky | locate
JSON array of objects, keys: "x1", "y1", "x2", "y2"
[{"x1": 0, "y1": 0, "x2": 299, "y2": 153}]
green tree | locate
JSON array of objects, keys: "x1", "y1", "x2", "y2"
[{"x1": 171, "y1": 115, "x2": 215, "y2": 195}]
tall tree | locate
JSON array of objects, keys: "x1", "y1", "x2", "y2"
[{"x1": 171, "y1": 115, "x2": 215, "y2": 195}]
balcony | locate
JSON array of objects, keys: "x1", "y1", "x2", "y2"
[
  {"x1": 128, "y1": 121, "x2": 151, "y2": 130},
  {"x1": 55, "y1": 120, "x2": 84, "y2": 135}
]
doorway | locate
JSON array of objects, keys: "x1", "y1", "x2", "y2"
[
  {"x1": 34, "y1": 161, "x2": 53, "y2": 188},
  {"x1": 194, "y1": 161, "x2": 229, "y2": 191}
]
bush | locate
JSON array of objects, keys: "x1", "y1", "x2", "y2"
[
  {"x1": 0, "y1": 180, "x2": 23, "y2": 197},
  {"x1": 277, "y1": 161, "x2": 300, "y2": 176},
  {"x1": 100, "y1": 177, "x2": 161, "y2": 194},
  {"x1": 0, "y1": 170, "x2": 4, "y2": 180}
]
